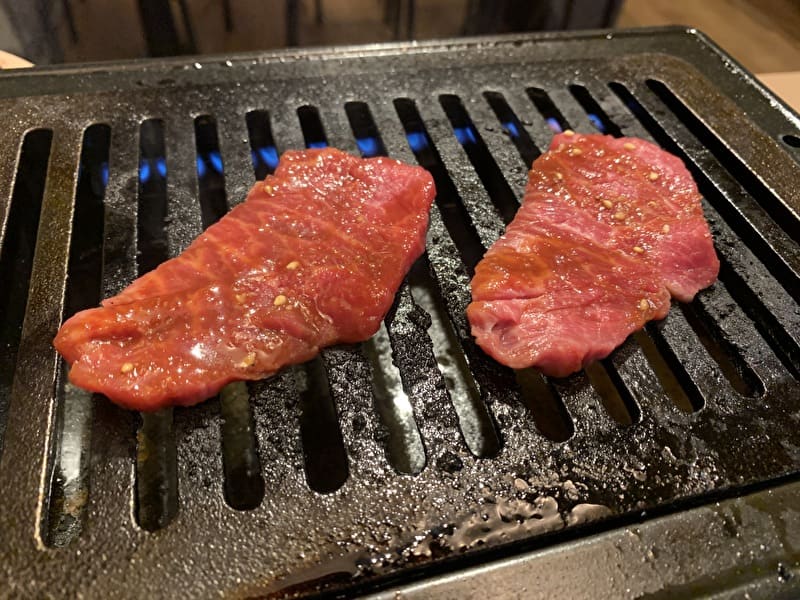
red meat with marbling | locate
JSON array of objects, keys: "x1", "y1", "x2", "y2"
[
  {"x1": 55, "y1": 148, "x2": 435, "y2": 410},
  {"x1": 467, "y1": 132, "x2": 719, "y2": 377}
]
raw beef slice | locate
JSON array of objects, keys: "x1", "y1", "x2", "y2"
[
  {"x1": 55, "y1": 148, "x2": 435, "y2": 410},
  {"x1": 467, "y1": 132, "x2": 719, "y2": 377}
]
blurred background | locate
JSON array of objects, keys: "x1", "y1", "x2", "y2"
[{"x1": 0, "y1": 0, "x2": 797, "y2": 73}]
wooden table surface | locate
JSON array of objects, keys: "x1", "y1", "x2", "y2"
[{"x1": 757, "y1": 71, "x2": 800, "y2": 113}]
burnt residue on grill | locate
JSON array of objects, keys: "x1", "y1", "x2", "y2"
[{"x1": 0, "y1": 28, "x2": 799, "y2": 599}]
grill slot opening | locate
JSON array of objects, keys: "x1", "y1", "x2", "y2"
[
  {"x1": 219, "y1": 382, "x2": 265, "y2": 509},
  {"x1": 646, "y1": 79, "x2": 800, "y2": 247},
  {"x1": 643, "y1": 323, "x2": 706, "y2": 412},
  {"x1": 294, "y1": 354, "x2": 349, "y2": 493},
  {"x1": 136, "y1": 409, "x2": 179, "y2": 531},
  {"x1": 194, "y1": 115, "x2": 228, "y2": 227},
  {"x1": 408, "y1": 259, "x2": 501, "y2": 458},
  {"x1": 295, "y1": 106, "x2": 349, "y2": 492},
  {"x1": 585, "y1": 362, "x2": 641, "y2": 425},
  {"x1": 718, "y1": 259, "x2": 800, "y2": 380},
  {"x1": 394, "y1": 97, "x2": 485, "y2": 276},
  {"x1": 197, "y1": 116, "x2": 265, "y2": 510},
  {"x1": 361, "y1": 322, "x2": 426, "y2": 474},
  {"x1": 348, "y1": 100, "x2": 498, "y2": 459},
  {"x1": 783, "y1": 134, "x2": 800, "y2": 148},
  {"x1": 526, "y1": 88, "x2": 568, "y2": 132},
  {"x1": 297, "y1": 105, "x2": 329, "y2": 149},
  {"x1": 46, "y1": 124, "x2": 110, "y2": 547},
  {"x1": 515, "y1": 368, "x2": 573, "y2": 442},
  {"x1": 678, "y1": 301, "x2": 764, "y2": 397},
  {"x1": 440, "y1": 94, "x2": 520, "y2": 224},
  {"x1": 608, "y1": 82, "x2": 799, "y2": 305},
  {"x1": 393, "y1": 98, "x2": 502, "y2": 457},
  {"x1": 483, "y1": 91, "x2": 542, "y2": 166},
  {"x1": 245, "y1": 110, "x2": 279, "y2": 181},
  {"x1": 344, "y1": 101, "x2": 387, "y2": 158},
  {"x1": 0, "y1": 129, "x2": 52, "y2": 455},
  {"x1": 135, "y1": 118, "x2": 179, "y2": 531},
  {"x1": 631, "y1": 330, "x2": 698, "y2": 413},
  {"x1": 137, "y1": 119, "x2": 169, "y2": 273},
  {"x1": 345, "y1": 101, "x2": 427, "y2": 473},
  {"x1": 567, "y1": 85, "x2": 622, "y2": 137}
]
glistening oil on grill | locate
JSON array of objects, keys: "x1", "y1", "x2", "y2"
[{"x1": 0, "y1": 28, "x2": 798, "y2": 599}]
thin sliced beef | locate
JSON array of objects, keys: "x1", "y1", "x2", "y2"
[
  {"x1": 467, "y1": 132, "x2": 719, "y2": 377},
  {"x1": 55, "y1": 149, "x2": 435, "y2": 410}
]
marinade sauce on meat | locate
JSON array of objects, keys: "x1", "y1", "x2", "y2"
[
  {"x1": 467, "y1": 132, "x2": 719, "y2": 377},
  {"x1": 54, "y1": 149, "x2": 435, "y2": 410}
]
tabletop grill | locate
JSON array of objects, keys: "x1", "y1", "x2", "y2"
[{"x1": 0, "y1": 27, "x2": 799, "y2": 598}]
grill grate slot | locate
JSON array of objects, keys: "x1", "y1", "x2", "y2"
[
  {"x1": 526, "y1": 88, "x2": 568, "y2": 133},
  {"x1": 361, "y1": 321, "x2": 426, "y2": 474},
  {"x1": 677, "y1": 302, "x2": 763, "y2": 397},
  {"x1": 567, "y1": 84, "x2": 622, "y2": 137},
  {"x1": 631, "y1": 329, "x2": 700, "y2": 413},
  {"x1": 136, "y1": 119, "x2": 169, "y2": 273},
  {"x1": 218, "y1": 382, "x2": 265, "y2": 509},
  {"x1": 194, "y1": 114, "x2": 265, "y2": 511},
  {"x1": 297, "y1": 105, "x2": 329, "y2": 149},
  {"x1": 134, "y1": 119, "x2": 179, "y2": 531},
  {"x1": 46, "y1": 124, "x2": 110, "y2": 547},
  {"x1": 245, "y1": 110, "x2": 279, "y2": 181},
  {"x1": 644, "y1": 321, "x2": 707, "y2": 410},
  {"x1": 294, "y1": 354, "x2": 349, "y2": 492},
  {"x1": 0, "y1": 130, "x2": 52, "y2": 454},
  {"x1": 344, "y1": 101, "x2": 427, "y2": 473},
  {"x1": 344, "y1": 101, "x2": 388, "y2": 158},
  {"x1": 194, "y1": 115, "x2": 228, "y2": 226},
  {"x1": 439, "y1": 94, "x2": 519, "y2": 224},
  {"x1": 136, "y1": 410, "x2": 178, "y2": 531},
  {"x1": 295, "y1": 107, "x2": 350, "y2": 492},
  {"x1": 717, "y1": 260, "x2": 800, "y2": 380},
  {"x1": 514, "y1": 368, "x2": 573, "y2": 442},
  {"x1": 584, "y1": 362, "x2": 641, "y2": 426},
  {"x1": 394, "y1": 98, "x2": 486, "y2": 275},
  {"x1": 483, "y1": 91, "x2": 542, "y2": 167}
]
